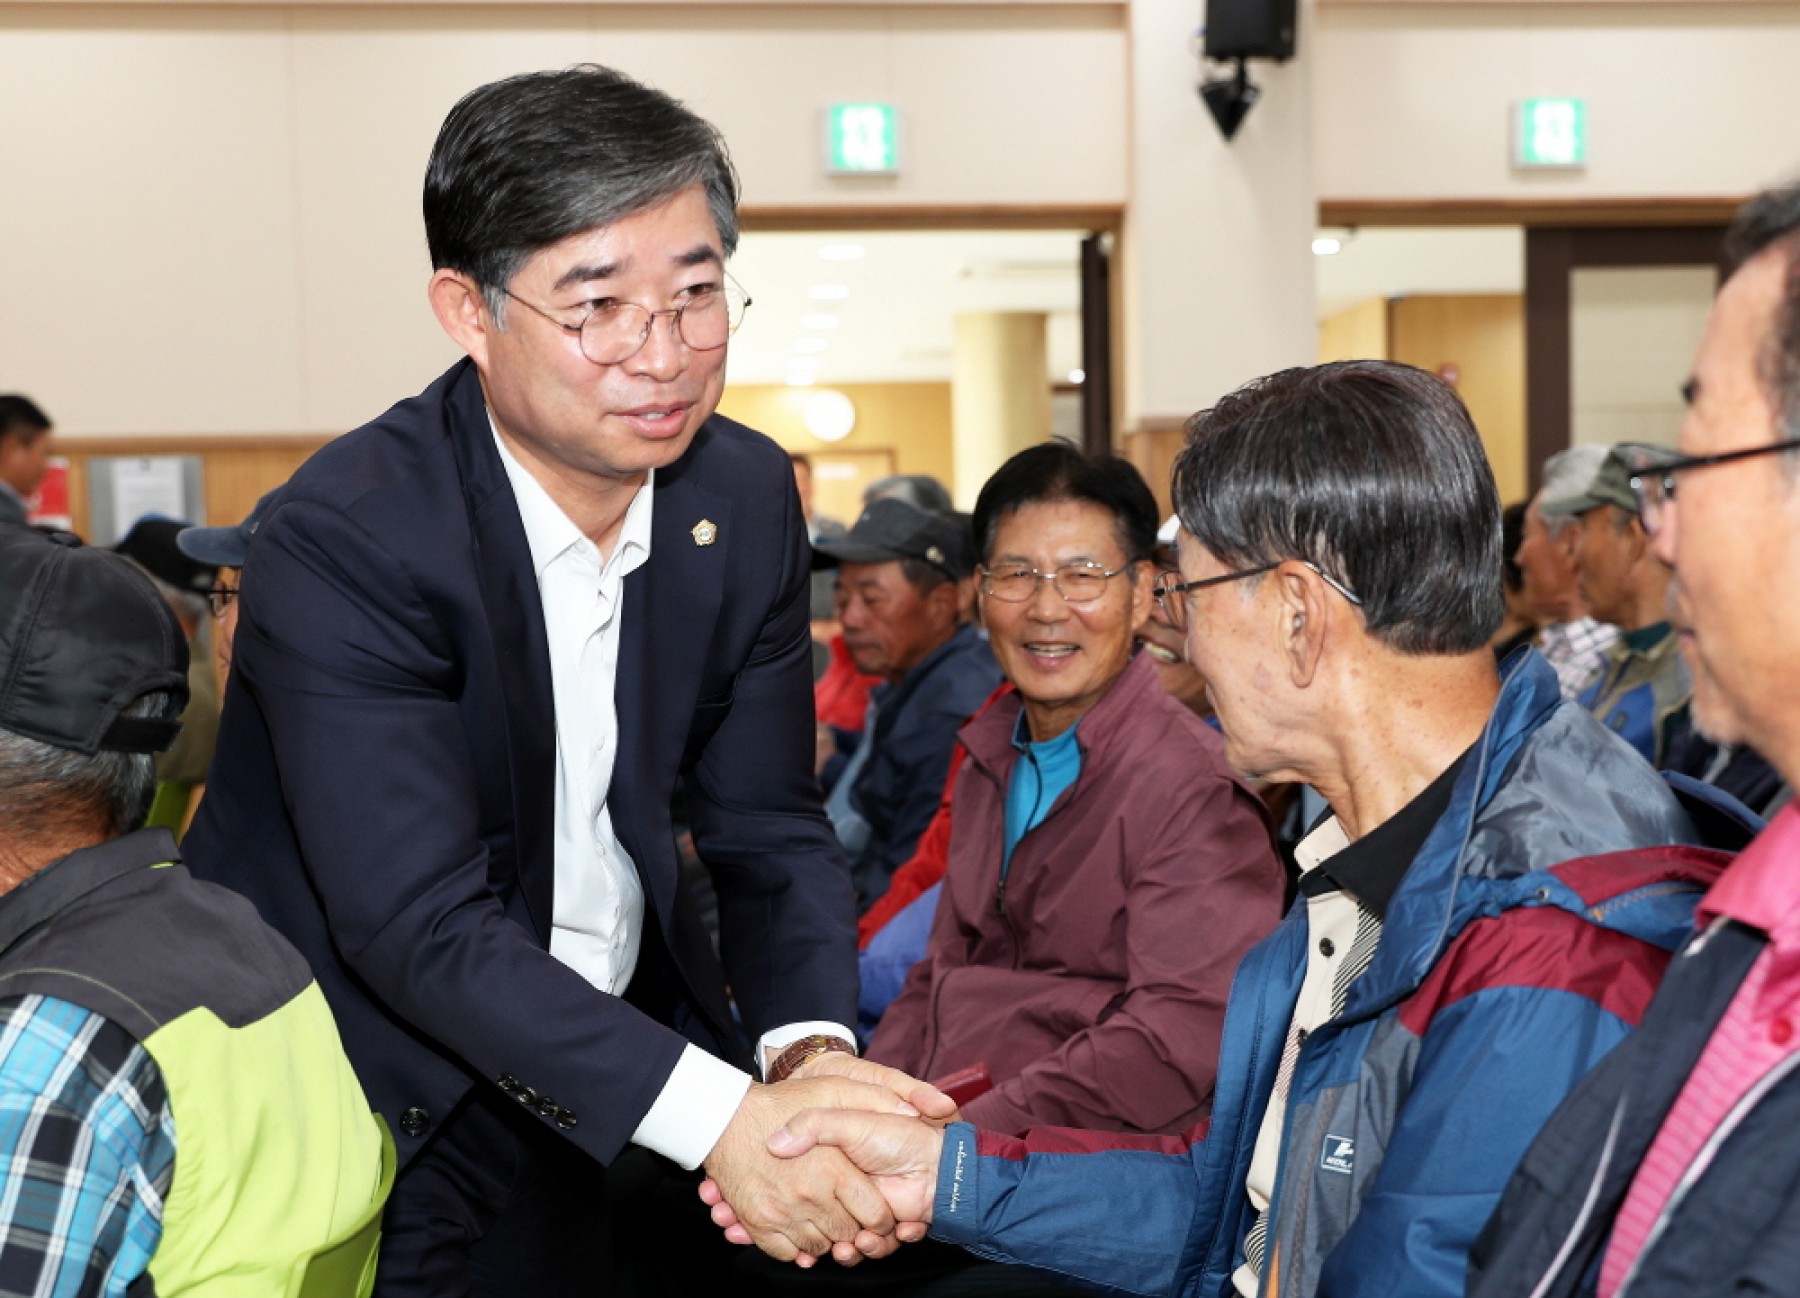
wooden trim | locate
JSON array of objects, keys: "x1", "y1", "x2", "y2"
[
  {"x1": 1523, "y1": 229, "x2": 1573, "y2": 493},
  {"x1": 1123, "y1": 414, "x2": 1190, "y2": 436},
  {"x1": 740, "y1": 204, "x2": 1124, "y2": 234},
  {"x1": 1320, "y1": 197, "x2": 1745, "y2": 230},
  {"x1": 54, "y1": 433, "x2": 334, "y2": 455}
]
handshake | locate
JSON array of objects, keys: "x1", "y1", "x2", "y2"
[{"x1": 697, "y1": 1053, "x2": 960, "y2": 1268}]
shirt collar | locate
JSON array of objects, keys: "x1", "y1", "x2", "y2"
[
  {"x1": 490, "y1": 417, "x2": 654, "y2": 580},
  {"x1": 1699, "y1": 802, "x2": 1800, "y2": 942},
  {"x1": 1295, "y1": 746, "x2": 1472, "y2": 919}
]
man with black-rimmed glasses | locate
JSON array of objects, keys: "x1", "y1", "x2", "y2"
[{"x1": 1471, "y1": 179, "x2": 1800, "y2": 1298}]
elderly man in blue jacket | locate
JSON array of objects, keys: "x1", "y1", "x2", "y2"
[{"x1": 705, "y1": 360, "x2": 1746, "y2": 1298}]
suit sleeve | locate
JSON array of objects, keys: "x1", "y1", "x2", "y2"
[
  {"x1": 235, "y1": 500, "x2": 690, "y2": 1164},
  {"x1": 1314, "y1": 910, "x2": 1670, "y2": 1298},
  {"x1": 960, "y1": 777, "x2": 1281, "y2": 1134},
  {"x1": 683, "y1": 463, "x2": 859, "y2": 1038}
]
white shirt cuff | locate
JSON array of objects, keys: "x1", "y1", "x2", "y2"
[
  {"x1": 757, "y1": 1021, "x2": 858, "y2": 1079},
  {"x1": 630, "y1": 1044, "x2": 752, "y2": 1171}
]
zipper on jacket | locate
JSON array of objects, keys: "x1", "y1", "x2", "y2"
[
  {"x1": 1584, "y1": 879, "x2": 1697, "y2": 924},
  {"x1": 1616, "y1": 1048, "x2": 1800, "y2": 1297}
]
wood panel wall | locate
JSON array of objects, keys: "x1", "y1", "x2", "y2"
[{"x1": 51, "y1": 435, "x2": 330, "y2": 543}]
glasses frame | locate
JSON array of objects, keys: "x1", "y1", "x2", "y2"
[
  {"x1": 1620, "y1": 437, "x2": 1800, "y2": 535},
  {"x1": 978, "y1": 560, "x2": 1133, "y2": 605},
  {"x1": 1153, "y1": 559, "x2": 1363, "y2": 630},
  {"x1": 499, "y1": 273, "x2": 752, "y2": 365},
  {"x1": 207, "y1": 585, "x2": 238, "y2": 618}
]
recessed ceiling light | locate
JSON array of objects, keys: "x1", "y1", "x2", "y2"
[
  {"x1": 818, "y1": 244, "x2": 865, "y2": 262},
  {"x1": 793, "y1": 338, "x2": 829, "y2": 354},
  {"x1": 786, "y1": 374, "x2": 816, "y2": 388},
  {"x1": 1312, "y1": 236, "x2": 1343, "y2": 256},
  {"x1": 809, "y1": 284, "x2": 851, "y2": 301},
  {"x1": 1068, "y1": 368, "x2": 1086, "y2": 385},
  {"x1": 801, "y1": 314, "x2": 840, "y2": 331},
  {"x1": 788, "y1": 355, "x2": 821, "y2": 371}
]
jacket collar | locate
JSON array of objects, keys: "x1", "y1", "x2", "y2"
[
  {"x1": 0, "y1": 828, "x2": 179, "y2": 955},
  {"x1": 1344, "y1": 648, "x2": 1696, "y2": 1019},
  {"x1": 960, "y1": 648, "x2": 1162, "y2": 781}
]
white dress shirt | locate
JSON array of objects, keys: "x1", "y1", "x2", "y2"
[{"x1": 492, "y1": 426, "x2": 850, "y2": 1170}]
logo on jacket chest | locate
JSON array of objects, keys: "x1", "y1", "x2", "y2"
[{"x1": 1319, "y1": 1134, "x2": 1356, "y2": 1176}]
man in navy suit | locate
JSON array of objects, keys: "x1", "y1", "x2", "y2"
[{"x1": 183, "y1": 65, "x2": 943, "y2": 1296}]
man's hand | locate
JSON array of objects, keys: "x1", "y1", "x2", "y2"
[
  {"x1": 704, "y1": 1108, "x2": 945, "y2": 1265},
  {"x1": 701, "y1": 1075, "x2": 922, "y2": 1266},
  {"x1": 788, "y1": 1051, "x2": 960, "y2": 1125}
]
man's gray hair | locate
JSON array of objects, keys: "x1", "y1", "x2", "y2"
[
  {"x1": 1535, "y1": 445, "x2": 1610, "y2": 541},
  {"x1": 0, "y1": 693, "x2": 177, "y2": 838}
]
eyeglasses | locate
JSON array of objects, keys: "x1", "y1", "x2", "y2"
[
  {"x1": 207, "y1": 585, "x2": 238, "y2": 618},
  {"x1": 1152, "y1": 560, "x2": 1362, "y2": 631},
  {"x1": 979, "y1": 561, "x2": 1132, "y2": 604},
  {"x1": 500, "y1": 275, "x2": 751, "y2": 365},
  {"x1": 1618, "y1": 437, "x2": 1800, "y2": 536}
]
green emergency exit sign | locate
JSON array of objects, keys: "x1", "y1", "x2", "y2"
[
  {"x1": 826, "y1": 104, "x2": 900, "y2": 175},
  {"x1": 1515, "y1": 99, "x2": 1587, "y2": 169}
]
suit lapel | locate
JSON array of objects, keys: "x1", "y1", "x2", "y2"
[{"x1": 446, "y1": 364, "x2": 557, "y2": 944}]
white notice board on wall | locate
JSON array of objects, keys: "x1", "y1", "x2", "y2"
[{"x1": 86, "y1": 455, "x2": 205, "y2": 543}]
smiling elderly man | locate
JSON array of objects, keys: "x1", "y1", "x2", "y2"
[
  {"x1": 1469, "y1": 181, "x2": 1800, "y2": 1298},
  {"x1": 724, "y1": 360, "x2": 1737, "y2": 1297}
]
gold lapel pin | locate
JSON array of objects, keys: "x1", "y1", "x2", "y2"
[{"x1": 692, "y1": 519, "x2": 718, "y2": 547}]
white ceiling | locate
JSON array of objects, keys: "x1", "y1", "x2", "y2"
[{"x1": 1315, "y1": 226, "x2": 1524, "y2": 316}]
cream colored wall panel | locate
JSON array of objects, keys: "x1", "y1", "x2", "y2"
[
  {"x1": 285, "y1": 9, "x2": 588, "y2": 429},
  {"x1": 1316, "y1": 4, "x2": 1800, "y2": 201},
  {"x1": 0, "y1": 7, "x2": 305, "y2": 434},
  {"x1": 1570, "y1": 264, "x2": 1714, "y2": 448}
]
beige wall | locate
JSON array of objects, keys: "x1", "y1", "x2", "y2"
[
  {"x1": 0, "y1": 4, "x2": 1126, "y2": 437},
  {"x1": 1317, "y1": 3, "x2": 1800, "y2": 202},
  {"x1": 1318, "y1": 297, "x2": 1390, "y2": 362},
  {"x1": 1388, "y1": 294, "x2": 1527, "y2": 503},
  {"x1": 715, "y1": 381, "x2": 954, "y2": 495},
  {"x1": 1571, "y1": 264, "x2": 1716, "y2": 449}
]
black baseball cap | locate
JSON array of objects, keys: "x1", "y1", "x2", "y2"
[
  {"x1": 177, "y1": 487, "x2": 284, "y2": 569},
  {"x1": 0, "y1": 529, "x2": 189, "y2": 755},
  {"x1": 812, "y1": 498, "x2": 973, "y2": 580},
  {"x1": 113, "y1": 518, "x2": 216, "y2": 596}
]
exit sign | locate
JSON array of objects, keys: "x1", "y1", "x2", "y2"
[
  {"x1": 825, "y1": 104, "x2": 900, "y2": 175},
  {"x1": 1514, "y1": 99, "x2": 1587, "y2": 169}
]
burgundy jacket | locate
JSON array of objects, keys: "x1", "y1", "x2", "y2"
[{"x1": 867, "y1": 652, "x2": 1284, "y2": 1135}]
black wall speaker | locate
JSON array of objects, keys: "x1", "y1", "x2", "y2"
[{"x1": 1203, "y1": 0, "x2": 1297, "y2": 62}]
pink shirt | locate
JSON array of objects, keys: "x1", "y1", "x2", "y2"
[{"x1": 1599, "y1": 803, "x2": 1800, "y2": 1296}]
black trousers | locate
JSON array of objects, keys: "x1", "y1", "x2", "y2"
[{"x1": 373, "y1": 1084, "x2": 611, "y2": 1298}]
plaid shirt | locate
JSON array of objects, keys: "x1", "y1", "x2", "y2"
[
  {"x1": 0, "y1": 995, "x2": 175, "y2": 1298},
  {"x1": 1537, "y1": 617, "x2": 1620, "y2": 700}
]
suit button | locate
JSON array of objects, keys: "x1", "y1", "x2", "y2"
[
  {"x1": 516, "y1": 1086, "x2": 539, "y2": 1107},
  {"x1": 555, "y1": 1110, "x2": 579, "y2": 1130},
  {"x1": 537, "y1": 1095, "x2": 560, "y2": 1118},
  {"x1": 497, "y1": 1074, "x2": 520, "y2": 1095},
  {"x1": 399, "y1": 1107, "x2": 431, "y2": 1138}
]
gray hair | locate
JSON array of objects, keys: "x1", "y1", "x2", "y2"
[
  {"x1": 0, "y1": 693, "x2": 178, "y2": 838},
  {"x1": 1535, "y1": 445, "x2": 1609, "y2": 541},
  {"x1": 424, "y1": 65, "x2": 741, "y2": 322}
]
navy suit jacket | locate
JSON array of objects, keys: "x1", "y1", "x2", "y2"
[{"x1": 184, "y1": 359, "x2": 857, "y2": 1170}]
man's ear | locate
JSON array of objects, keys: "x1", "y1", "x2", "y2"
[
  {"x1": 1277, "y1": 563, "x2": 1333, "y2": 689},
  {"x1": 429, "y1": 269, "x2": 494, "y2": 368}
]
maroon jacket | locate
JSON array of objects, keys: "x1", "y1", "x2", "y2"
[{"x1": 867, "y1": 652, "x2": 1283, "y2": 1135}]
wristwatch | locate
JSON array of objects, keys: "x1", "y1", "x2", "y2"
[{"x1": 766, "y1": 1033, "x2": 856, "y2": 1083}]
